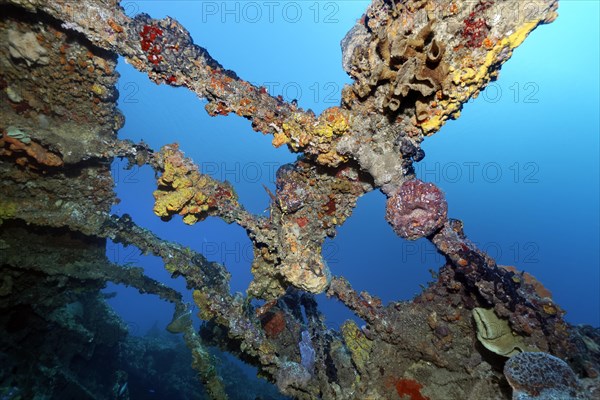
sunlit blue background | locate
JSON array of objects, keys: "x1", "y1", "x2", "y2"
[{"x1": 106, "y1": 0, "x2": 599, "y2": 344}]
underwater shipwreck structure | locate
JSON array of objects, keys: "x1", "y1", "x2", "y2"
[{"x1": 1, "y1": 0, "x2": 599, "y2": 398}]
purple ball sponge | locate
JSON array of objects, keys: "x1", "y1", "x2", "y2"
[
  {"x1": 504, "y1": 352, "x2": 582, "y2": 399},
  {"x1": 385, "y1": 179, "x2": 448, "y2": 240}
]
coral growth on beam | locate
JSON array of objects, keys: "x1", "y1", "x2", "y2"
[{"x1": 1, "y1": 1, "x2": 599, "y2": 400}]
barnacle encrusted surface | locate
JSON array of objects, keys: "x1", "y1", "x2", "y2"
[
  {"x1": 1, "y1": 1, "x2": 598, "y2": 399},
  {"x1": 338, "y1": 0, "x2": 559, "y2": 192},
  {"x1": 504, "y1": 352, "x2": 584, "y2": 399}
]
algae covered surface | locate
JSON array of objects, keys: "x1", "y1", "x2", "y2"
[{"x1": 1, "y1": 1, "x2": 599, "y2": 399}]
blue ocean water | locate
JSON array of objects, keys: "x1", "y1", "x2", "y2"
[{"x1": 107, "y1": 0, "x2": 599, "y2": 346}]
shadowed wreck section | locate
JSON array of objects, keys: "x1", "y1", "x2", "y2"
[{"x1": 1, "y1": 0, "x2": 599, "y2": 399}]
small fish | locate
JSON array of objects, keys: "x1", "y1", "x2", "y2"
[{"x1": 118, "y1": 382, "x2": 128, "y2": 397}]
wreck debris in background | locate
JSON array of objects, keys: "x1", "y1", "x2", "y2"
[{"x1": 1, "y1": 0, "x2": 598, "y2": 399}]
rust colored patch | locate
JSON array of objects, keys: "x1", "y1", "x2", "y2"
[
  {"x1": 461, "y1": 1, "x2": 492, "y2": 48},
  {"x1": 140, "y1": 25, "x2": 163, "y2": 65},
  {"x1": 394, "y1": 378, "x2": 429, "y2": 400},
  {"x1": 214, "y1": 187, "x2": 232, "y2": 200},
  {"x1": 324, "y1": 197, "x2": 336, "y2": 215},
  {"x1": 206, "y1": 101, "x2": 230, "y2": 116},
  {"x1": 296, "y1": 217, "x2": 309, "y2": 228},
  {"x1": 0, "y1": 134, "x2": 63, "y2": 168},
  {"x1": 261, "y1": 311, "x2": 286, "y2": 338},
  {"x1": 502, "y1": 266, "x2": 553, "y2": 299},
  {"x1": 108, "y1": 19, "x2": 124, "y2": 33}
]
